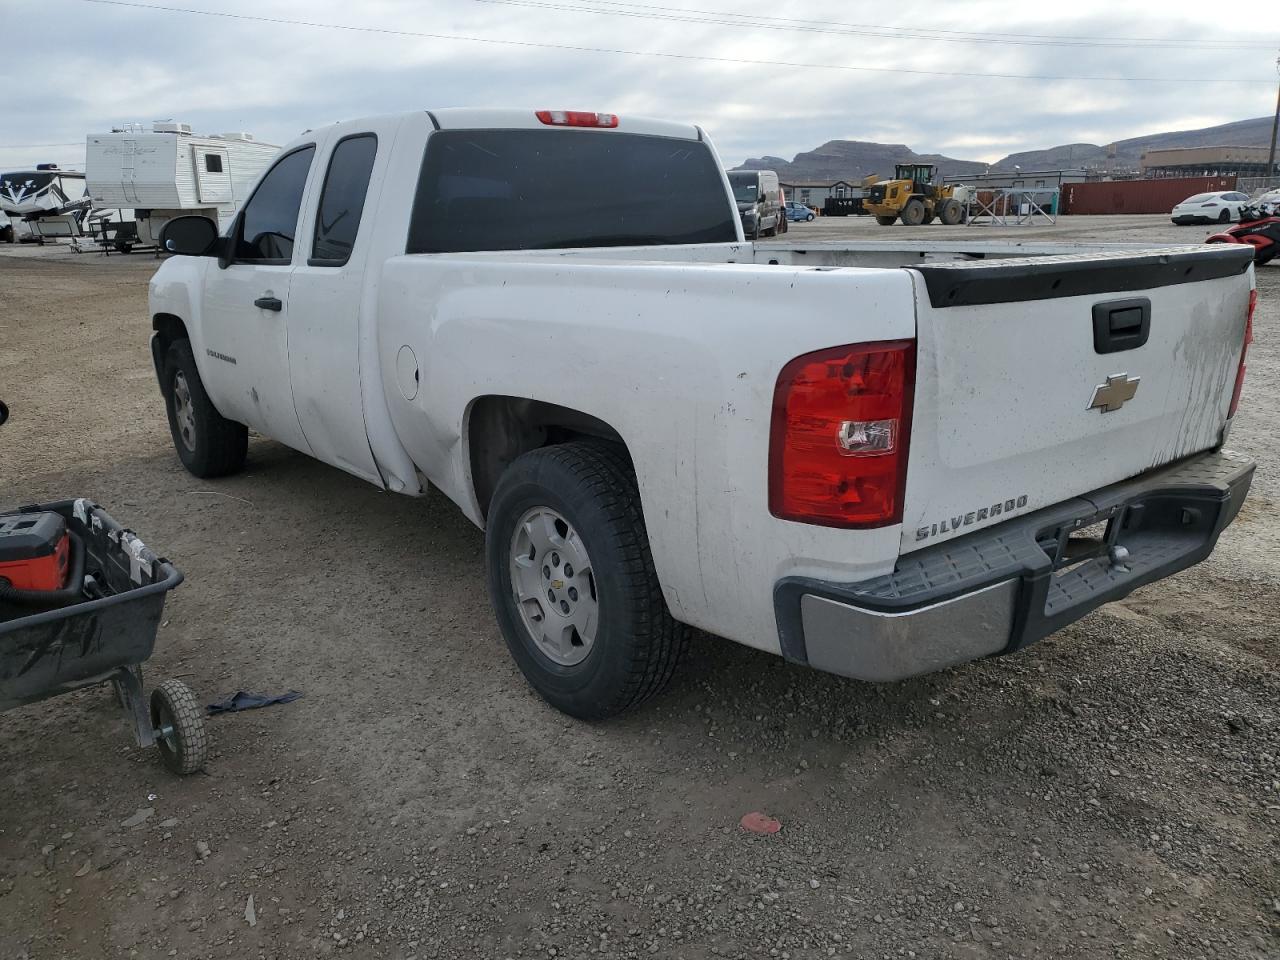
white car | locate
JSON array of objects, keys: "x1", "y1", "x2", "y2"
[
  {"x1": 148, "y1": 107, "x2": 1257, "y2": 719},
  {"x1": 1171, "y1": 191, "x2": 1250, "y2": 225}
]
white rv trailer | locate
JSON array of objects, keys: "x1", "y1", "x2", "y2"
[
  {"x1": 86, "y1": 122, "x2": 279, "y2": 246},
  {"x1": 0, "y1": 166, "x2": 94, "y2": 241}
]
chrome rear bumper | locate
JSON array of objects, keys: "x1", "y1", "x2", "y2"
[{"x1": 775, "y1": 449, "x2": 1254, "y2": 682}]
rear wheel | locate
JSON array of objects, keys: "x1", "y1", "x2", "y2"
[
  {"x1": 162, "y1": 339, "x2": 248, "y2": 478},
  {"x1": 485, "y1": 441, "x2": 688, "y2": 719},
  {"x1": 939, "y1": 199, "x2": 963, "y2": 226},
  {"x1": 900, "y1": 199, "x2": 927, "y2": 226},
  {"x1": 874, "y1": 215, "x2": 898, "y2": 226}
]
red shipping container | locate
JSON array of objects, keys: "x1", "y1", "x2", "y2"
[{"x1": 1061, "y1": 176, "x2": 1237, "y2": 215}]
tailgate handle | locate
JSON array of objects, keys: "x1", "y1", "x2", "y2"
[{"x1": 1092, "y1": 298, "x2": 1150, "y2": 354}]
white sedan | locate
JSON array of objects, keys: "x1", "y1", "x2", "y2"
[{"x1": 1171, "y1": 191, "x2": 1250, "y2": 225}]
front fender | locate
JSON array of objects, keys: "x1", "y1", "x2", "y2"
[{"x1": 147, "y1": 255, "x2": 207, "y2": 382}]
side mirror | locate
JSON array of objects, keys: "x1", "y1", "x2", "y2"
[{"x1": 159, "y1": 216, "x2": 219, "y2": 256}]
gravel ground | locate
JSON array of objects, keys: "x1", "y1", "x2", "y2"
[{"x1": 0, "y1": 215, "x2": 1276, "y2": 960}]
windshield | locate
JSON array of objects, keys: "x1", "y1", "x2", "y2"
[
  {"x1": 408, "y1": 130, "x2": 738, "y2": 253},
  {"x1": 728, "y1": 174, "x2": 760, "y2": 204},
  {"x1": 0, "y1": 172, "x2": 54, "y2": 196}
]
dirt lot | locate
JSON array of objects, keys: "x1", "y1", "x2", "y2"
[{"x1": 0, "y1": 216, "x2": 1276, "y2": 960}]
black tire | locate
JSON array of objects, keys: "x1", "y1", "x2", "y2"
[
  {"x1": 806, "y1": 213, "x2": 815, "y2": 221},
  {"x1": 874, "y1": 215, "x2": 898, "y2": 226},
  {"x1": 901, "y1": 199, "x2": 927, "y2": 226},
  {"x1": 485, "y1": 441, "x2": 688, "y2": 720},
  {"x1": 939, "y1": 199, "x2": 963, "y2": 226},
  {"x1": 150, "y1": 679, "x2": 208, "y2": 775},
  {"x1": 162, "y1": 339, "x2": 248, "y2": 478},
  {"x1": 1218, "y1": 209, "x2": 1230, "y2": 223}
]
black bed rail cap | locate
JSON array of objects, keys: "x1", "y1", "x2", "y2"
[{"x1": 914, "y1": 245, "x2": 1253, "y2": 308}]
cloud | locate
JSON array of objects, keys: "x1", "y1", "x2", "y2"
[{"x1": 2, "y1": 0, "x2": 1277, "y2": 171}]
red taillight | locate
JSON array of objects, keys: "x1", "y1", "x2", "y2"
[
  {"x1": 769, "y1": 340, "x2": 916, "y2": 528},
  {"x1": 1228, "y1": 288, "x2": 1256, "y2": 418},
  {"x1": 535, "y1": 110, "x2": 619, "y2": 128}
]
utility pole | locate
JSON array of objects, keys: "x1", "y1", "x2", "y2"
[{"x1": 1269, "y1": 53, "x2": 1280, "y2": 184}]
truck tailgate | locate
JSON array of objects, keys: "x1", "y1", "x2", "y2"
[{"x1": 901, "y1": 246, "x2": 1253, "y2": 553}]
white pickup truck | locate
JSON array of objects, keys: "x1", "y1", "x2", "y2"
[{"x1": 149, "y1": 108, "x2": 1257, "y2": 719}]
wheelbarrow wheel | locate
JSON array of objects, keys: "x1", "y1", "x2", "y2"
[{"x1": 150, "y1": 679, "x2": 208, "y2": 775}]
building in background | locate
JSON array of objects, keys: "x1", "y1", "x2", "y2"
[
  {"x1": 779, "y1": 179, "x2": 857, "y2": 207},
  {"x1": 1140, "y1": 146, "x2": 1278, "y2": 179},
  {"x1": 941, "y1": 169, "x2": 1089, "y2": 191}
]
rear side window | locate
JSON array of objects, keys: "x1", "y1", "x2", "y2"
[
  {"x1": 407, "y1": 129, "x2": 737, "y2": 253},
  {"x1": 311, "y1": 134, "x2": 378, "y2": 266},
  {"x1": 235, "y1": 146, "x2": 315, "y2": 263},
  {"x1": 204, "y1": 153, "x2": 223, "y2": 173}
]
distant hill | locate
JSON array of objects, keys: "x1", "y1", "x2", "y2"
[
  {"x1": 735, "y1": 116, "x2": 1277, "y2": 182},
  {"x1": 735, "y1": 140, "x2": 988, "y2": 183},
  {"x1": 993, "y1": 116, "x2": 1277, "y2": 171}
]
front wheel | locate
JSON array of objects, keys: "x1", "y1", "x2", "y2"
[
  {"x1": 485, "y1": 442, "x2": 688, "y2": 719},
  {"x1": 806, "y1": 213, "x2": 815, "y2": 221},
  {"x1": 1218, "y1": 209, "x2": 1231, "y2": 223},
  {"x1": 901, "y1": 199, "x2": 927, "y2": 226},
  {"x1": 162, "y1": 339, "x2": 248, "y2": 478}
]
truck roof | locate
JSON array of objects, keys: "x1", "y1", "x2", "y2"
[
  {"x1": 291, "y1": 108, "x2": 701, "y2": 142},
  {"x1": 430, "y1": 108, "x2": 702, "y2": 140}
]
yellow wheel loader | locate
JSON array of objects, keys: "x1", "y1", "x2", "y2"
[{"x1": 863, "y1": 164, "x2": 967, "y2": 226}]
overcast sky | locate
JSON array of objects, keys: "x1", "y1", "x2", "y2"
[{"x1": 3, "y1": 0, "x2": 1278, "y2": 172}]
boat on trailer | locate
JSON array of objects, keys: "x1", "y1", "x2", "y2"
[{"x1": 0, "y1": 165, "x2": 125, "y2": 246}]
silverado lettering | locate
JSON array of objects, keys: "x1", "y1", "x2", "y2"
[{"x1": 916, "y1": 496, "x2": 1030, "y2": 542}]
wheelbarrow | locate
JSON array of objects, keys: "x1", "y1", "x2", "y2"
[{"x1": 0, "y1": 497, "x2": 206, "y2": 774}]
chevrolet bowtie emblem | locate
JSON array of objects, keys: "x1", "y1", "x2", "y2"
[{"x1": 1088, "y1": 373, "x2": 1141, "y2": 413}]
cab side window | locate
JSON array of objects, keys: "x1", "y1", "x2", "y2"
[
  {"x1": 234, "y1": 146, "x2": 315, "y2": 263},
  {"x1": 311, "y1": 135, "x2": 378, "y2": 266}
]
